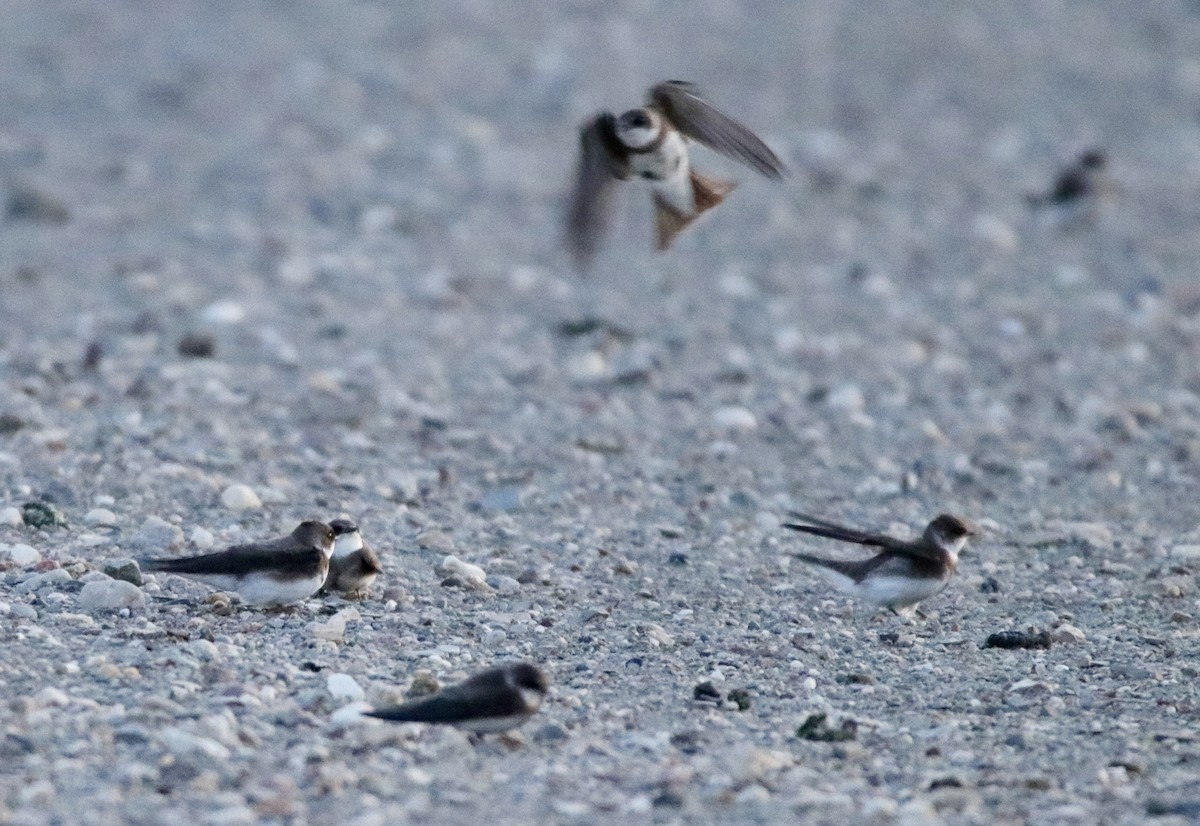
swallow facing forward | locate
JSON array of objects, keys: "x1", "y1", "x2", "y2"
[
  {"x1": 366, "y1": 662, "x2": 549, "y2": 735},
  {"x1": 323, "y1": 518, "x2": 383, "y2": 597},
  {"x1": 141, "y1": 520, "x2": 336, "y2": 607},
  {"x1": 566, "y1": 80, "x2": 785, "y2": 266},
  {"x1": 783, "y1": 513, "x2": 975, "y2": 613}
]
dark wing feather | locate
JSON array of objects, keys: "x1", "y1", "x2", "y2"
[
  {"x1": 783, "y1": 513, "x2": 889, "y2": 548},
  {"x1": 565, "y1": 113, "x2": 629, "y2": 268},
  {"x1": 649, "y1": 81, "x2": 784, "y2": 179},
  {"x1": 367, "y1": 669, "x2": 525, "y2": 724},
  {"x1": 141, "y1": 546, "x2": 321, "y2": 579}
]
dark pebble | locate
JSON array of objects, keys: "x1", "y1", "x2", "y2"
[
  {"x1": 667, "y1": 552, "x2": 689, "y2": 566},
  {"x1": 726, "y1": 688, "x2": 752, "y2": 711},
  {"x1": 979, "y1": 576, "x2": 1001, "y2": 593},
  {"x1": 797, "y1": 712, "x2": 857, "y2": 742},
  {"x1": 984, "y1": 630, "x2": 1052, "y2": 650},
  {"x1": 177, "y1": 332, "x2": 216, "y2": 358},
  {"x1": 6, "y1": 185, "x2": 70, "y2": 224},
  {"x1": 693, "y1": 681, "x2": 721, "y2": 703}
]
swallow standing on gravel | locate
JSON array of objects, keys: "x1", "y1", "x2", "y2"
[
  {"x1": 140, "y1": 520, "x2": 336, "y2": 607},
  {"x1": 566, "y1": 80, "x2": 785, "y2": 266},
  {"x1": 322, "y1": 518, "x2": 383, "y2": 597},
  {"x1": 1026, "y1": 148, "x2": 1107, "y2": 208},
  {"x1": 366, "y1": 662, "x2": 549, "y2": 735},
  {"x1": 782, "y1": 513, "x2": 975, "y2": 613}
]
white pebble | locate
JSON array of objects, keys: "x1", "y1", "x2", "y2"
[
  {"x1": 0, "y1": 506, "x2": 23, "y2": 526},
  {"x1": 327, "y1": 673, "x2": 365, "y2": 702},
  {"x1": 712, "y1": 406, "x2": 757, "y2": 432},
  {"x1": 565, "y1": 351, "x2": 608, "y2": 383},
  {"x1": 220, "y1": 484, "x2": 262, "y2": 510},
  {"x1": 826, "y1": 383, "x2": 866, "y2": 412},
  {"x1": 36, "y1": 687, "x2": 70, "y2": 708},
  {"x1": 438, "y1": 555, "x2": 488, "y2": 589},
  {"x1": 160, "y1": 727, "x2": 231, "y2": 761},
  {"x1": 78, "y1": 579, "x2": 146, "y2": 612},
  {"x1": 1051, "y1": 623, "x2": 1087, "y2": 644},
  {"x1": 191, "y1": 527, "x2": 215, "y2": 549},
  {"x1": 200, "y1": 300, "x2": 246, "y2": 325},
  {"x1": 330, "y1": 702, "x2": 372, "y2": 726},
  {"x1": 84, "y1": 508, "x2": 118, "y2": 526},
  {"x1": 4, "y1": 543, "x2": 41, "y2": 566}
]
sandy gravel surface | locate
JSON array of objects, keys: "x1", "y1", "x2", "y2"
[{"x1": 2, "y1": 2, "x2": 1200, "y2": 824}]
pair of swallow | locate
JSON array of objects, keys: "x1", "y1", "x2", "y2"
[
  {"x1": 784, "y1": 512, "x2": 976, "y2": 613},
  {"x1": 566, "y1": 80, "x2": 785, "y2": 267},
  {"x1": 141, "y1": 519, "x2": 383, "y2": 607}
]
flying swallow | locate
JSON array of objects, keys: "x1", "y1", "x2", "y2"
[
  {"x1": 366, "y1": 662, "x2": 549, "y2": 735},
  {"x1": 566, "y1": 80, "x2": 784, "y2": 266},
  {"x1": 782, "y1": 513, "x2": 975, "y2": 613},
  {"x1": 322, "y1": 518, "x2": 383, "y2": 597},
  {"x1": 140, "y1": 520, "x2": 336, "y2": 607}
]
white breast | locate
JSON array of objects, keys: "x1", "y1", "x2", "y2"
[{"x1": 858, "y1": 575, "x2": 948, "y2": 610}]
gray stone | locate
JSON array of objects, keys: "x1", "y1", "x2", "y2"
[
  {"x1": 103, "y1": 558, "x2": 144, "y2": 586},
  {"x1": 78, "y1": 578, "x2": 146, "y2": 611},
  {"x1": 128, "y1": 516, "x2": 184, "y2": 553}
]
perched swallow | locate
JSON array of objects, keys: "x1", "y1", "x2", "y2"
[
  {"x1": 322, "y1": 518, "x2": 383, "y2": 597},
  {"x1": 141, "y1": 520, "x2": 336, "y2": 607},
  {"x1": 366, "y1": 662, "x2": 549, "y2": 735},
  {"x1": 566, "y1": 80, "x2": 785, "y2": 266},
  {"x1": 782, "y1": 513, "x2": 975, "y2": 613},
  {"x1": 1027, "y1": 148, "x2": 1107, "y2": 208}
]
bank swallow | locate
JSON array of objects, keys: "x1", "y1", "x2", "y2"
[
  {"x1": 783, "y1": 513, "x2": 974, "y2": 613},
  {"x1": 566, "y1": 80, "x2": 785, "y2": 266},
  {"x1": 1027, "y1": 148, "x2": 1107, "y2": 208},
  {"x1": 366, "y1": 662, "x2": 549, "y2": 735},
  {"x1": 322, "y1": 518, "x2": 383, "y2": 597},
  {"x1": 140, "y1": 520, "x2": 336, "y2": 607}
]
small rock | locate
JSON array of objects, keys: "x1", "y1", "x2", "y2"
[
  {"x1": 200, "y1": 300, "x2": 246, "y2": 325},
  {"x1": 4, "y1": 543, "x2": 41, "y2": 566},
  {"x1": 21, "y1": 502, "x2": 66, "y2": 528},
  {"x1": 220, "y1": 484, "x2": 262, "y2": 510},
  {"x1": 796, "y1": 713, "x2": 857, "y2": 742},
  {"x1": 84, "y1": 508, "x2": 118, "y2": 527},
  {"x1": 667, "y1": 552, "x2": 689, "y2": 566},
  {"x1": 826, "y1": 384, "x2": 866, "y2": 412},
  {"x1": 694, "y1": 681, "x2": 722, "y2": 703},
  {"x1": 406, "y1": 670, "x2": 440, "y2": 699},
  {"x1": 15, "y1": 569, "x2": 73, "y2": 593},
  {"x1": 78, "y1": 579, "x2": 145, "y2": 611},
  {"x1": 533, "y1": 722, "x2": 569, "y2": 742},
  {"x1": 326, "y1": 673, "x2": 365, "y2": 702},
  {"x1": 103, "y1": 559, "x2": 143, "y2": 586},
  {"x1": 727, "y1": 688, "x2": 752, "y2": 711},
  {"x1": 487, "y1": 575, "x2": 521, "y2": 594},
  {"x1": 36, "y1": 687, "x2": 71, "y2": 708},
  {"x1": 10, "y1": 603, "x2": 37, "y2": 620},
  {"x1": 476, "y1": 486, "x2": 524, "y2": 512},
  {"x1": 177, "y1": 332, "x2": 216, "y2": 358},
  {"x1": 1051, "y1": 623, "x2": 1086, "y2": 644},
  {"x1": 129, "y1": 516, "x2": 185, "y2": 552},
  {"x1": 190, "y1": 527, "x2": 215, "y2": 549},
  {"x1": 0, "y1": 506, "x2": 23, "y2": 526},
  {"x1": 329, "y1": 702, "x2": 371, "y2": 726},
  {"x1": 437, "y1": 555, "x2": 488, "y2": 589},
  {"x1": 1170, "y1": 544, "x2": 1200, "y2": 561},
  {"x1": 416, "y1": 530, "x2": 454, "y2": 552},
  {"x1": 6, "y1": 185, "x2": 70, "y2": 224},
  {"x1": 309, "y1": 615, "x2": 348, "y2": 643},
  {"x1": 160, "y1": 727, "x2": 231, "y2": 761},
  {"x1": 712, "y1": 406, "x2": 757, "y2": 432},
  {"x1": 979, "y1": 576, "x2": 1001, "y2": 593}
]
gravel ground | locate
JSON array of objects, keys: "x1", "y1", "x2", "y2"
[{"x1": 3, "y1": 2, "x2": 1200, "y2": 824}]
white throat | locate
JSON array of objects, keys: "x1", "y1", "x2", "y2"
[
  {"x1": 618, "y1": 123, "x2": 660, "y2": 150},
  {"x1": 333, "y1": 532, "x2": 363, "y2": 559}
]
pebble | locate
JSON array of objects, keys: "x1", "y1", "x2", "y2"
[
  {"x1": 84, "y1": 508, "x2": 118, "y2": 526},
  {"x1": 15, "y1": 569, "x2": 73, "y2": 593},
  {"x1": 160, "y1": 727, "x2": 232, "y2": 761},
  {"x1": 129, "y1": 515, "x2": 185, "y2": 552},
  {"x1": 487, "y1": 575, "x2": 521, "y2": 594},
  {"x1": 78, "y1": 578, "x2": 146, "y2": 611},
  {"x1": 477, "y1": 486, "x2": 523, "y2": 512},
  {"x1": 200, "y1": 300, "x2": 246, "y2": 325},
  {"x1": 826, "y1": 383, "x2": 866, "y2": 412},
  {"x1": 103, "y1": 558, "x2": 143, "y2": 586},
  {"x1": 329, "y1": 702, "x2": 371, "y2": 726},
  {"x1": 4, "y1": 543, "x2": 41, "y2": 566},
  {"x1": 438, "y1": 555, "x2": 488, "y2": 589},
  {"x1": 36, "y1": 687, "x2": 71, "y2": 708},
  {"x1": 191, "y1": 527, "x2": 215, "y2": 549},
  {"x1": 416, "y1": 530, "x2": 455, "y2": 551},
  {"x1": 220, "y1": 484, "x2": 262, "y2": 510},
  {"x1": 1170, "y1": 544, "x2": 1200, "y2": 561},
  {"x1": 327, "y1": 673, "x2": 365, "y2": 702},
  {"x1": 1051, "y1": 624, "x2": 1087, "y2": 644},
  {"x1": 22, "y1": 501, "x2": 66, "y2": 528},
  {"x1": 712, "y1": 406, "x2": 758, "y2": 432},
  {"x1": 0, "y1": 506, "x2": 23, "y2": 526}
]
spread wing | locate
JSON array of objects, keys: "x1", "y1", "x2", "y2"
[
  {"x1": 565, "y1": 113, "x2": 630, "y2": 268},
  {"x1": 649, "y1": 81, "x2": 784, "y2": 179}
]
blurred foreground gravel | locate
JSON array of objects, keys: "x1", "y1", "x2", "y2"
[{"x1": 2, "y1": 2, "x2": 1200, "y2": 824}]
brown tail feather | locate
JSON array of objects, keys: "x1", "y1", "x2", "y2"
[{"x1": 653, "y1": 171, "x2": 737, "y2": 250}]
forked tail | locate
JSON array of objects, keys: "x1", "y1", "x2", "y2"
[{"x1": 653, "y1": 170, "x2": 736, "y2": 250}]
